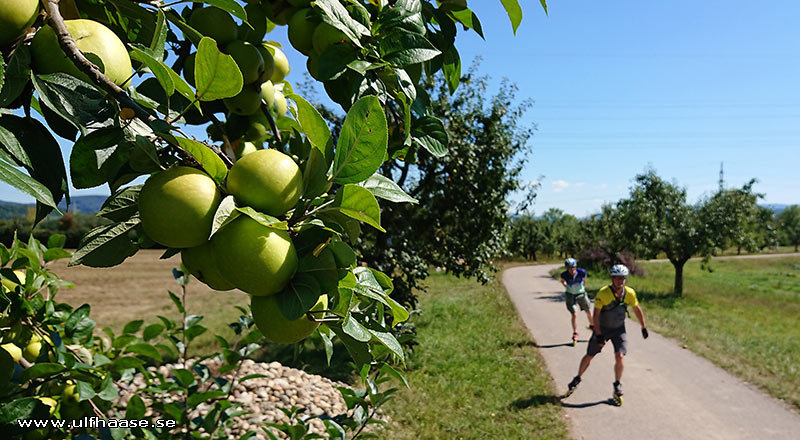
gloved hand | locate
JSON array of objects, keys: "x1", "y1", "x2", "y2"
[{"x1": 642, "y1": 327, "x2": 649, "y2": 339}]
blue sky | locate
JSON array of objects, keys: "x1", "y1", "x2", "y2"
[{"x1": 2, "y1": 1, "x2": 798, "y2": 218}]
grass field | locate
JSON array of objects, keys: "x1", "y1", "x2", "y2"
[
  {"x1": 384, "y1": 271, "x2": 569, "y2": 440},
  {"x1": 583, "y1": 255, "x2": 800, "y2": 410},
  {"x1": 49, "y1": 250, "x2": 250, "y2": 355}
]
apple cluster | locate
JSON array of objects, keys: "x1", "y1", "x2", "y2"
[
  {"x1": 138, "y1": 146, "x2": 351, "y2": 344},
  {"x1": 182, "y1": 3, "x2": 294, "y2": 159},
  {"x1": 0, "y1": 0, "x2": 40, "y2": 47}
]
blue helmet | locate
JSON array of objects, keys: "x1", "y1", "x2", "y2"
[{"x1": 564, "y1": 258, "x2": 577, "y2": 267}]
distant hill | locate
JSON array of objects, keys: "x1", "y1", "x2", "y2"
[
  {"x1": 0, "y1": 195, "x2": 107, "y2": 219},
  {"x1": 762, "y1": 204, "x2": 792, "y2": 215}
]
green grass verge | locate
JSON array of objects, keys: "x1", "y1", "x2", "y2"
[
  {"x1": 385, "y1": 271, "x2": 569, "y2": 440},
  {"x1": 583, "y1": 256, "x2": 800, "y2": 410}
]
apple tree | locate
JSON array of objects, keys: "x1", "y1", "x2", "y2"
[{"x1": 0, "y1": 0, "x2": 545, "y2": 438}]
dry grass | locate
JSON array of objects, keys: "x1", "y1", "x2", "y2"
[{"x1": 48, "y1": 250, "x2": 250, "y2": 354}]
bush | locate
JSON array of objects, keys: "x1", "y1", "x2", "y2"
[{"x1": 577, "y1": 247, "x2": 644, "y2": 276}]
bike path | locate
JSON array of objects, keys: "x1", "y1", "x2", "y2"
[{"x1": 502, "y1": 264, "x2": 800, "y2": 440}]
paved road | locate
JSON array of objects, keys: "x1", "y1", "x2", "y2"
[{"x1": 502, "y1": 264, "x2": 800, "y2": 440}]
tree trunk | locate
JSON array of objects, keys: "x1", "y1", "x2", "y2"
[
  {"x1": 737, "y1": 246, "x2": 741, "y2": 255},
  {"x1": 532, "y1": 251, "x2": 537, "y2": 261},
  {"x1": 672, "y1": 260, "x2": 685, "y2": 297}
]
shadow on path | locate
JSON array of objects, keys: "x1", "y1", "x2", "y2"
[
  {"x1": 561, "y1": 399, "x2": 616, "y2": 409},
  {"x1": 510, "y1": 394, "x2": 563, "y2": 410}
]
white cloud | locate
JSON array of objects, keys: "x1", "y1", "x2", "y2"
[{"x1": 552, "y1": 180, "x2": 570, "y2": 192}]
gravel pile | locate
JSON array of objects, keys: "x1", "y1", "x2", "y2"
[{"x1": 115, "y1": 358, "x2": 357, "y2": 438}]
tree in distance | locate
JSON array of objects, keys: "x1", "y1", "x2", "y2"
[
  {"x1": 138, "y1": 166, "x2": 222, "y2": 248},
  {"x1": 312, "y1": 22, "x2": 347, "y2": 55},
  {"x1": 210, "y1": 216, "x2": 298, "y2": 296},
  {"x1": 224, "y1": 86, "x2": 263, "y2": 116},
  {"x1": 287, "y1": 8, "x2": 318, "y2": 55},
  {"x1": 31, "y1": 19, "x2": 133, "y2": 87},
  {"x1": 263, "y1": 43, "x2": 290, "y2": 83},
  {"x1": 226, "y1": 149, "x2": 303, "y2": 217},
  {"x1": 189, "y1": 6, "x2": 238, "y2": 47},
  {"x1": 225, "y1": 40, "x2": 265, "y2": 84},
  {"x1": 251, "y1": 293, "x2": 327, "y2": 344},
  {"x1": 0, "y1": 0, "x2": 39, "y2": 46},
  {"x1": 181, "y1": 242, "x2": 236, "y2": 291}
]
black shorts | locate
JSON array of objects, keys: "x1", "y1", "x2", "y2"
[{"x1": 586, "y1": 326, "x2": 627, "y2": 356}]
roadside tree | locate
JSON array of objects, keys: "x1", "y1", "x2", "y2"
[{"x1": 777, "y1": 205, "x2": 800, "y2": 251}]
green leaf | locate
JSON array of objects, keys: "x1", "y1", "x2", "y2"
[
  {"x1": 448, "y1": 7, "x2": 484, "y2": 39},
  {"x1": 303, "y1": 148, "x2": 332, "y2": 200},
  {"x1": 174, "y1": 136, "x2": 227, "y2": 184},
  {"x1": 126, "y1": 395, "x2": 146, "y2": 420},
  {"x1": 125, "y1": 343, "x2": 163, "y2": 362},
  {"x1": 412, "y1": 116, "x2": 449, "y2": 157},
  {"x1": 97, "y1": 374, "x2": 118, "y2": 401},
  {"x1": 333, "y1": 96, "x2": 388, "y2": 184},
  {"x1": 277, "y1": 273, "x2": 322, "y2": 321},
  {"x1": 315, "y1": 0, "x2": 369, "y2": 46},
  {"x1": 130, "y1": 45, "x2": 175, "y2": 96},
  {"x1": 195, "y1": 37, "x2": 243, "y2": 101},
  {"x1": 64, "y1": 304, "x2": 92, "y2": 336},
  {"x1": 150, "y1": 9, "x2": 169, "y2": 61},
  {"x1": 540, "y1": 0, "x2": 549, "y2": 16},
  {"x1": 0, "y1": 45, "x2": 31, "y2": 107},
  {"x1": 380, "y1": 30, "x2": 441, "y2": 65},
  {"x1": 123, "y1": 320, "x2": 144, "y2": 335},
  {"x1": 69, "y1": 217, "x2": 140, "y2": 267},
  {"x1": 0, "y1": 398, "x2": 50, "y2": 430},
  {"x1": 330, "y1": 326, "x2": 371, "y2": 367},
  {"x1": 332, "y1": 184, "x2": 385, "y2": 232},
  {"x1": 342, "y1": 314, "x2": 371, "y2": 342},
  {"x1": 47, "y1": 234, "x2": 67, "y2": 249},
  {"x1": 442, "y1": 46, "x2": 462, "y2": 94},
  {"x1": 202, "y1": 0, "x2": 247, "y2": 21},
  {"x1": 142, "y1": 323, "x2": 164, "y2": 341},
  {"x1": 168, "y1": 291, "x2": 185, "y2": 314},
  {"x1": 69, "y1": 126, "x2": 130, "y2": 189},
  {"x1": 361, "y1": 174, "x2": 417, "y2": 204},
  {"x1": 210, "y1": 195, "x2": 240, "y2": 237},
  {"x1": 31, "y1": 73, "x2": 115, "y2": 134},
  {"x1": 236, "y1": 206, "x2": 288, "y2": 230},
  {"x1": 18, "y1": 363, "x2": 66, "y2": 383},
  {"x1": 380, "y1": 363, "x2": 409, "y2": 388},
  {"x1": 98, "y1": 185, "x2": 141, "y2": 222},
  {"x1": 43, "y1": 248, "x2": 71, "y2": 263},
  {"x1": 500, "y1": 0, "x2": 523, "y2": 35},
  {"x1": 364, "y1": 321, "x2": 404, "y2": 362},
  {"x1": 288, "y1": 94, "x2": 334, "y2": 163},
  {"x1": 0, "y1": 115, "x2": 67, "y2": 220},
  {"x1": 185, "y1": 324, "x2": 207, "y2": 341},
  {"x1": 172, "y1": 368, "x2": 195, "y2": 387},
  {"x1": 111, "y1": 356, "x2": 145, "y2": 371},
  {"x1": 76, "y1": 380, "x2": 96, "y2": 401},
  {"x1": 188, "y1": 390, "x2": 226, "y2": 409},
  {"x1": 0, "y1": 160, "x2": 58, "y2": 211}
]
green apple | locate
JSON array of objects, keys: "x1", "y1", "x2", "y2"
[
  {"x1": 138, "y1": 166, "x2": 222, "y2": 248},
  {"x1": 240, "y1": 2, "x2": 269, "y2": 43},
  {"x1": 189, "y1": 7, "x2": 238, "y2": 47},
  {"x1": 311, "y1": 22, "x2": 347, "y2": 55},
  {"x1": 1, "y1": 343, "x2": 21, "y2": 363},
  {"x1": 287, "y1": 8, "x2": 318, "y2": 55},
  {"x1": 286, "y1": 0, "x2": 311, "y2": 7},
  {"x1": 272, "y1": 90, "x2": 288, "y2": 117},
  {"x1": 260, "y1": 80, "x2": 276, "y2": 108},
  {"x1": 181, "y1": 242, "x2": 235, "y2": 291},
  {"x1": 263, "y1": 43, "x2": 290, "y2": 83},
  {"x1": 255, "y1": 44, "x2": 276, "y2": 84},
  {"x1": 235, "y1": 141, "x2": 259, "y2": 159},
  {"x1": 31, "y1": 19, "x2": 133, "y2": 87},
  {"x1": 225, "y1": 40, "x2": 264, "y2": 85},
  {"x1": 252, "y1": 293, "x2": 327, "y2": 344},
  {"x1": 211, "y1": 216, "x2": 298, "y2": 296},
  {"x1": 245, "y1": 111, "x2": 269, "y2": 142},
  {"x1": 226, "y1": 149, "x2": 303, "y2": 217},
  {"x1": 224, "y1": 86, "x2": 263, "y2": 116},
  {"x1": 36, "y1": 397, "x2": 57, "y2": 416},
  {"x1": 22, "y1": 336, "x2": 41, "y2": 362},
  {"x1": 262, "y1": 1, "x2": 297, "y2": 26},
  {"x1": 0, "y1": 0, "x2": 39, "y2": 46}
]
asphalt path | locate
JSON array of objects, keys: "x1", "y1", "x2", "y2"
[{"x1": 502, "y1": 264, "x2": 800, "y2": 440}]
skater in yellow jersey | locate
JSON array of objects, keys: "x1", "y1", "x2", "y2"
[{"x1": 562, "y1": 264, "x2": 649, "y2": 405}]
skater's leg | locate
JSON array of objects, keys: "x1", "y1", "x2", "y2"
[
  {"x1": 585, "y1": 310, "x2": 593, "y2": 328},
  {"x1": 614, "y1": 352, "x2": 624, "y2": 382},
  {"x1": 578, "y1": 354, "x2": 594, "y2": 377},
  {"x1": 570, "y1": 312, "x2": 577, "y2": 333}
]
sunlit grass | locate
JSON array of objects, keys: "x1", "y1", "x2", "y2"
[{"x1": 385, "y1": 271, "x2": 569, "y2": 440}]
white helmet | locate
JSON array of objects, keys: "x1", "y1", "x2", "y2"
[
  {"x1": 610, "y1": 264, "x2": 629, "y2": 277},
  {"x1": 564, "y1": 258, "x2": 577, "y2": 267}
]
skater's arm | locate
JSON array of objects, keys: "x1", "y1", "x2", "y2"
[
  {"x1": 592, "y1": 309, "x2": 602, "y2": 335},
  {"x1": 633, "y1": 305, "x2": 646, "y2": 329}
]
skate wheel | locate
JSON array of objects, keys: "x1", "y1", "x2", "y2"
[
  {"x1": 572, "y1": 339, "x2": 577, "y2": 347},
  {"x1": 612, "y1": 395, "x2": 623, "y2": 406}
]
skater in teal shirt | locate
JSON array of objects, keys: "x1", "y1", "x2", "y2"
[
  {"x1": 560, "y1": 258, "x2": 593, "y2": 345},
  {"x1": 562, "y1": 264, "x2": 649, "y2": 405}
]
